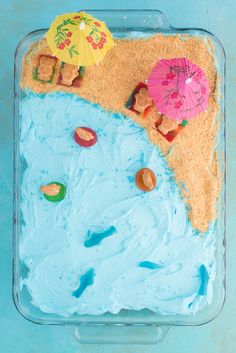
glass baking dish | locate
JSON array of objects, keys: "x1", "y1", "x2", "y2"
[{"x1": 13, "y1": 9, "x2": 226, "y2": 344}]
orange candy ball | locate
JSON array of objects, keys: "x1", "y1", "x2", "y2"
[{"x1": 135, "y1": 168, "x2": 156, "y2": 192}]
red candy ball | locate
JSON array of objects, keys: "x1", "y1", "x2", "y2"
[{"x1": 74, "y1": 127, "x2": 97, "y2": 147}]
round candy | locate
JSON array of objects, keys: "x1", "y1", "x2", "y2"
[
  {"x1": 40, "y1": 182, "x2": 66, "y2": 202},
  {"x1": 135, "y1": 168, "x2": 156, "y2": 192},
  {"x1": 74, "y1": 127, "x2": 97, "y2": 147}
]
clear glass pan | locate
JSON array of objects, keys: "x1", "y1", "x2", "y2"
[{"x1": 13, "y1": 9, "x2": 226, "y2": 342}]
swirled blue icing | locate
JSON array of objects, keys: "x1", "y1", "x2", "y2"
[{"x1": 20, "y1": 91, "x2": 216, "y2": 317}]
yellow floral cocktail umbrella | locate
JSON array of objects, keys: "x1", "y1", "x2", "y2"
[{"x1": 46, "y1": 12, "x2": 115, "y2": 66}]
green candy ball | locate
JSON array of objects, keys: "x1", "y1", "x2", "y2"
[{"x1": 43, "y1": 182, "x2": 66, "y2": 202}]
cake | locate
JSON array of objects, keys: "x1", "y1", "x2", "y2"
[{"x1": 18, "y1": 27, "x2": 222, "y2": 318}]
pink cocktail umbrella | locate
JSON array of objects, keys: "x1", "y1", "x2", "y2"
[{"x1": 147, "y1": 57, "x2": 210, "y2": 122}]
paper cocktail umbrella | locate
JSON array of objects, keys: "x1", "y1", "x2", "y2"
[
  {"x1": 148, "y1": 57, "x2": 210, "y2": 121},
  {"x1": 46, "y1": 12, "x2": 115, "y2": 66}
]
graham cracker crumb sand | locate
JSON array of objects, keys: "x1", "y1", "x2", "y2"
[{"x1": 21, "y1": 34, "x2": 221, "y2": 232}]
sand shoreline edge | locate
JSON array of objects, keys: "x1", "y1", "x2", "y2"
[{"x1": 21, "y1": 34, "x2": 221, "y2": 232}]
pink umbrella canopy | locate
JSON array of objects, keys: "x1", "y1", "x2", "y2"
[{"x1": 147, "y1": 57, "x2": 210, "y2": 122}]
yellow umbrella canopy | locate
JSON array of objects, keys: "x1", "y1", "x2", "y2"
[{"x1": 46, "y1": 12, "x2": 115, "y2": 66}]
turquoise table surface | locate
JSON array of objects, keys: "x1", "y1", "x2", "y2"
[{"x1": 0, "y1": 0, "x2": 235, "y2": 352}]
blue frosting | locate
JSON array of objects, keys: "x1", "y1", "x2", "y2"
[{"x1": 19, "y1": 92, "x2": 216, "y2": 317}]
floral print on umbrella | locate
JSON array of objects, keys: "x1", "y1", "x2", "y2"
[
  {"x1": 46, "y1": 12, "x2": 114, "y2": 66},
  {"x1": 148, "y1": 57, "x2": 210, "y2": 121}
]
